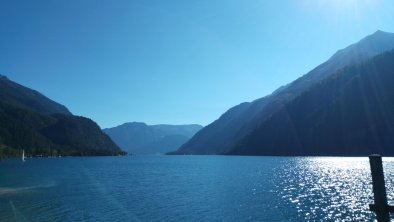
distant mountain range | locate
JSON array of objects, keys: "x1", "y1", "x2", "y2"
[
  {"x1": 0, "y1": 75, "x2": 125, "y2": 157},
  {"x1": 103, "y1": 123, "x2": 202, "y2": 154},
  {"x1": 170, "y1": 30, "x2": 394, "y2": 156}
]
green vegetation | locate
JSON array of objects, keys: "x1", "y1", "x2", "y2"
[
  {"x1": 0, "y1": 100, "x2": 126, "y2": 157},
  {"x1": 0, "y1": 75, "x2": 71, "y2": 115},
  {"x1": 0, "y1": 75, "x2": 126, "y2": 157}
]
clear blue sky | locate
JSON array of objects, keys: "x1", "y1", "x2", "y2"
[{"x1": 1, "y1": 0, "x2": 393, "y2": 128}]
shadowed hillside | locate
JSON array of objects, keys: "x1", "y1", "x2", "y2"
[
  {"x1": 0, "y1": 76, "x2": 125, "y2": 157},
  {"x1": 171, "y1": 30, "x2": 394, "y2": 155}
]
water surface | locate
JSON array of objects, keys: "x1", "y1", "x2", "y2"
[{"x1": 1, "y1": 156, "x2": 393, "y2": 221}]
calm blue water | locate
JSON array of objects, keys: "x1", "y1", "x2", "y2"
[{"x1": 1, "y1": 156, "x2": 393, "y2": 221}]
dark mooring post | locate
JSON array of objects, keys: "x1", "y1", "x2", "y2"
[{"x1": 369, "y1": 154, "x2": 394, "y2": 222}]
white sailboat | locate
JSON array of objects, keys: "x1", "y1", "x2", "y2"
[{"x1": 22, "y1": 149, "x2": 25, "y2": 162}]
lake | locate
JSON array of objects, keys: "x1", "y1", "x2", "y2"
[{"x1": 0, "y1": 156, "x2": 393, "y2": 221}]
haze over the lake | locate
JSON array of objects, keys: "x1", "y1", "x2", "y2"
[{"x1": 1, "y1": 0, "x2": 393, "y2": 128}]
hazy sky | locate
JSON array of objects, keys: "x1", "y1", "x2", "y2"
[{"x1": 1, "y1": 0, "x2": 393, "y2": 128}]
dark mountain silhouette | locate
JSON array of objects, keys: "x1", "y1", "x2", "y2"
[
  {"x1": 103, "y1": 122, "x2": 202, "y2": 154},
  {"x1": 229, "y1": 50, "x2": 394, "y2": 155},
  {"x1": 0, "y1": 75, "x2": 125, "y2": 157},
  {"x1": 170, "y1": 30, "x2": 394, "y2": 155},
  {"x1": 0, "y1": 75, "x2": 71, "y2": 115}
]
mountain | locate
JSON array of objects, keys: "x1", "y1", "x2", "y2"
[
  {"x1": 229, "y1": 50, "x2": 394, "y2": 156},
  {"x1": 171, "y1": 30, "x2": 394, "y2": 155},
  {"x1": 0, "y1": 75, "x2": 71, "y2": 115},
  {"x1": 0, "y1": 75, "x2": 125, "y2": 157},
  {"x1": 103, "y1": 122, "x2": 202, "y2": 154}
]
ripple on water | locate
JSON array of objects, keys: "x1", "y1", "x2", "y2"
[
  {"x1": 273, "y1": 157, "x2": 394, "y2": 221},
  {"x1": 1, "y1": 156, "x2": 394, "y2": 221}
]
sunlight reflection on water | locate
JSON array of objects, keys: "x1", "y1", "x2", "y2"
[
  {"x1": 275, "y1": 157, "x2": 394, "y2": 221},
  {"x1": 1, "y1": 156, "x2": 394, "y2": 221}
]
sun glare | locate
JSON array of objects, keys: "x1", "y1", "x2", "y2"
[
  {"x1": 301, "y1": 0, "x2": 376, "y2": 26},
  {"x1": 304, "y1": 0, "x2": 374, "y2": 15}
]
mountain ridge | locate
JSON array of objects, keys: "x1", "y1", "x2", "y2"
[
  {"x1": 171, "y1": 30, "x2": 394, "y2": 155},
  {"x1": 104, "y1": 122, "x2": 202, "y2": 154},
  {"x1": 228, "y1": 50, "x2": 394, "y2": 155},
  {"x1": 0, "y1": 76, "x2": 125, "y2": 157},
  {"x1": 0, "y1": 75, "x2": 72, "y2": 116}
]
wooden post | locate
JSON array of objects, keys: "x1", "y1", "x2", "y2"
[{"x1": 369, "y1": 154, "x2": 394, "y2": 222}]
